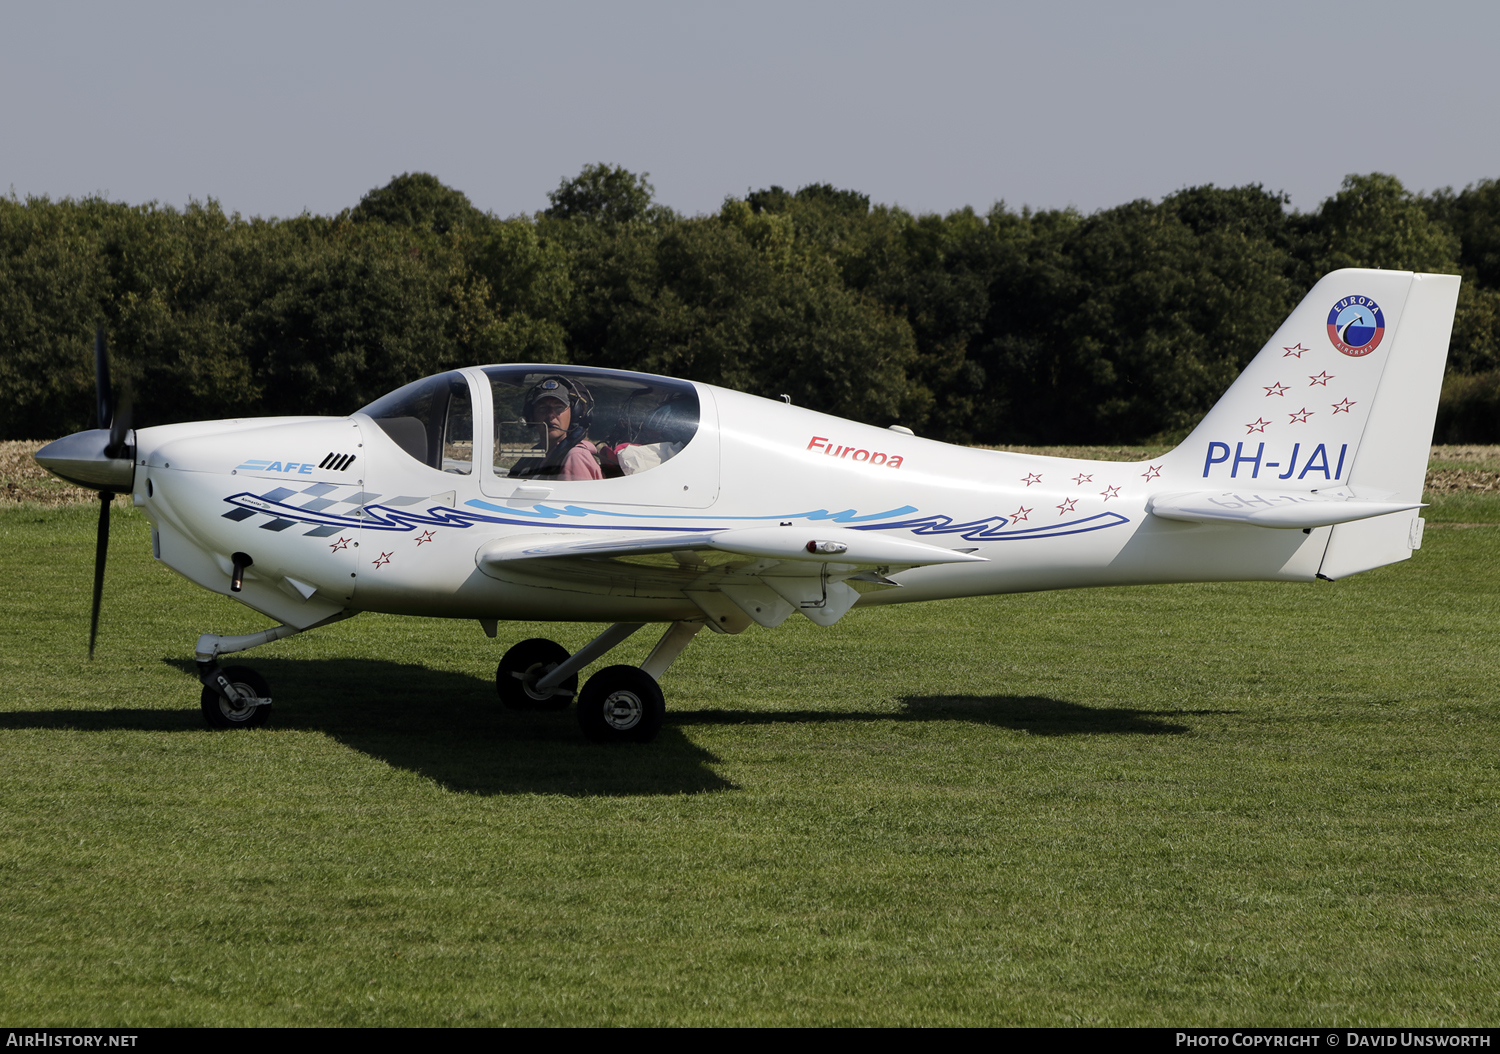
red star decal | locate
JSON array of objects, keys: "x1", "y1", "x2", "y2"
[
  {"x1": 1332, "y1": 398, "x2": 1356, "y2": 414},
  {"x1": 1246, "y1": 418, "x2": 1270, "y2": 433},
  {"x1": 1283, "y1": 343, "x2": 1310, "y2": 358},
  {"x1": 329, "y1": 536, "x2": 350, "y2": 552},
  {"x1": 1309, "y1": 371, "x2": 1333, "y2": 386},
  {"x1": 1141, "y1": 465, "x2": 1162, "y2": 481},
  {"x1": 1056, "y1": 498, "x2": 1077, "y2": 515},
  {"x1": 1288, "y1": 407, "x2": 1313, "y2": 424},
  {"x1": 373, "y1": 552, "x2": 392, "y2": 568},
  {"x1": 1071, "y1": 473, "x2": 1092, "y2": 485},
  {"x1": 1263, "y1": 381, "x2": 1289, "y2": 397},
  {"x1": 1099, "y1": 485, "x2": 1120, "y2": 500},
  {"x1": 1010, "y1": 506, "x2": 1032, "y2": 522},
  {"x1": 415, "y1": 530, "x2": 435, "y2": 546},
  {"x1": 1021, "y1": 473, "x2": 1042, "y2": 486}
]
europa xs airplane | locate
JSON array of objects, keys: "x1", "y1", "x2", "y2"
[{"x1": 37, "y1": 268, "x2": 1459, "y2": 743}]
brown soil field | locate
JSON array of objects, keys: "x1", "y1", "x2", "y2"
[{"x1": 0, "y1": 440, "x2": 94, "y2": 506}]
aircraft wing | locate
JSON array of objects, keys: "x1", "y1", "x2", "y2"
[
  {"x1": 1148, "y1": 490, "x2": 1423, "y2": 529},
  {"x1": 476, "y1": 525, "x2": 985, "y2": 628}
]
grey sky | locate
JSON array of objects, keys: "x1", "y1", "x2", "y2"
[{"x1": 3, "y1": 1, "x2": 1496, "y2": 220}]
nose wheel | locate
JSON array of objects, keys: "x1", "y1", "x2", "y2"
[
  {"x1": 577, "y1": 665, "x2": 665, "y2": 744},
  {"x1": 496, "y1": 637, "x2": 577, "y2": 711},
  {"x1": 200, "y1": 665, "x2": 272, "y2": 729}
]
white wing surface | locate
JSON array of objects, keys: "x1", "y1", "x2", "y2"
[{"x1": 475, "y1": 525, "x2": 985, "y2": 629}]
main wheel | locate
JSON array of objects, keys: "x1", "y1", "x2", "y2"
[
  {"x1": 496, "y1": 638, "x2": 577, "y2": 711},
  {"x1": 577, "y1": 665, "x2": 664, "y2": 744},
  {"x1": 200, "y1": 665, "x2": 271, "y2": 729}
]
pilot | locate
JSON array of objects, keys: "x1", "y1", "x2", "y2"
[{"x1": 513, "y1": 376, "x2": 602, "y2": 481}]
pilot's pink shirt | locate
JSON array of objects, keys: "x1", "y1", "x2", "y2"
[{"x1": 559, "y1": 440, "x2": 603, "y2": 481}]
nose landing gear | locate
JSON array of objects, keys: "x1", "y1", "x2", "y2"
[
  {"x1": 192, "y1": 612, "x2": 353, "y2": 730},
  {"x1": 200, "y1": 665, "x2": 271, "y2": 729}
]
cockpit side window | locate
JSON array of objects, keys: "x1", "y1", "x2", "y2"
[
  {"x1": 484, "y1": 367, "x2": 699, "y2": 482},
  {"x1": 358, "y1": 372, "x2": 473, "y2": 474}
]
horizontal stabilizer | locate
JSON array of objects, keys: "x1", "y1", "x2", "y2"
[
  {"x1": 477, "y1": 525, "x2": 987, "y2": 569},
  {"x1": 1149, "y1": 490, "x2": 1422, "y2": 530}
]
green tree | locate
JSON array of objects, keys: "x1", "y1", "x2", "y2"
[
  {"x1": 744, "y1": 184, "x2": 1022, "y2": 440},
  {"x1": 1308, "y1": 173, "x2": 1460, "y2": 275},
  {"x1": 349, "y1": 172, "x2": 488, "y2": 235},
  {"x1": 237, "y1": 216, "x2": 500, "y2": 416},
  {"x1": 0, "y1": 194, "x2": 266, "y2": 437},
  {"x1": 544, "y1": 164, "x2": 660, "y2": 226},
  {"x1": 1424, "y1": 179, "x2": 1500, "y2": 288},
  {"x1": 0, "y1": 194, "x2": 113, "y2": 436},
  {"x1": 560, "y1": 210, "x2": 921, "y2": 424},
  {"x1": 465, "y1": 218, "x2": 574, "y2": 362},
  {"x1": 973, "y1": 186, "x2": 1299, "y2": 443},
  {"x1": 1423, "y1": 180, "x2": 1500, "y2": 377}
]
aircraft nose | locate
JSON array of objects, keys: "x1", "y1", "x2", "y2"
[{"x1": 34, "y1": 429, "x2": 136, "y2": 491}]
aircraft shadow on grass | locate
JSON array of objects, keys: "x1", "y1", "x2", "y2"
[
  {"x1": 679, "y1": 695, "x2": 1217, "y2": 736},
  {"x1": 0, "y1": 663, "x2": 1225, "y2": 796},
  {"x1": 0, "y1": 657, "x2": 734, "y2": 798}
]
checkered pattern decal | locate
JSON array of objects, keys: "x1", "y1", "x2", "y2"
[{"x1": 222, "y1": 482, "x2": 434, "y2": 536}]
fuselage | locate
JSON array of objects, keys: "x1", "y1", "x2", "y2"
[{"x1": 126, "y1": 364, "x2": 1336, "y2": 632}]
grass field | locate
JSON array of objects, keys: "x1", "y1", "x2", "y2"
[{"x1": 1, "y1": 446, "x2": 1497, "y2": 1026}]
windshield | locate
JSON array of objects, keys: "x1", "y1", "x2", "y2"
[
  {"x1": 485, "y1": 366, "x2": 699, "y2": 482},
  {"x1": 357, "y1": 372, "x2": 474, "y2": 474}
]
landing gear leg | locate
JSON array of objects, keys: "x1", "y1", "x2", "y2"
[
  {"x1": 193, "y1": 612, "x2": 353, "y2": 729},
  {"x1": 523, "y1": 622, "x2": 646, "y2": 700},
  {"x1": 493, "y1": 620, "x2": 706, "y2": 744},
  {"x1": 641, "y1": 620, "x2": 703, "y2": 680}
]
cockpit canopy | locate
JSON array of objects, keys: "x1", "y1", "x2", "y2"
[
  {"x1": 357, "y1": 366, "x2": 701, "y2": 480},
  {"x1": 358, "y1": 371, "x2": 474, "y2": 473}
]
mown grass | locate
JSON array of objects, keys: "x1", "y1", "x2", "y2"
[{"x1": 1, "y1": 485, "x2": 1498, "y2": 1025}]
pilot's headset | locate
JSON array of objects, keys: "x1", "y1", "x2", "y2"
[{"x1": 523, "y1": 376, "x2": 594, "y2": 434}]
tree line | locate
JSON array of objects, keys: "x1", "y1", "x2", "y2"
[{"x1": 2, "y1": 166, "x2": 1497, "y2": 443}]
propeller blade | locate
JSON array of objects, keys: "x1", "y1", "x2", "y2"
[
  {"x1": 107, "y1": 381, "x2": 133, "y2": 460},
  {"x1": 94, "y1": 326, "x2": 113, "y2": 431},
  {"x1": 89, "y1": 491, "x2": 111, "y2": 660}
]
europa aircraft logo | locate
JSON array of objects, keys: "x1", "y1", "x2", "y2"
[{"x1": 1326, "y1": 295, "x2": 1385, "y2": 357}]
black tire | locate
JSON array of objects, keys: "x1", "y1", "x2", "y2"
[
  {"x1": 496, "y1": 637, "x2": 577, "y2": 711},
  {"x1": 577, "y1": 665, "x2": 664, "y2": 744},
  {"x1": 200, "y1": 665, "x2": 271, "y2": 729}
]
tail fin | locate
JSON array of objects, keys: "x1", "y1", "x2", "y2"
[{"x1": 1164, "y1": 268, "x2": 1460, "y2": 577}]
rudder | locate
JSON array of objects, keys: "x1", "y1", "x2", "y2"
[
  {"x1": 1317, "y1": 271, "x2": 1459, "y2": 578},
  {"x1": 1159, "y1": 269, "x2": 1458, "y2": 577}
]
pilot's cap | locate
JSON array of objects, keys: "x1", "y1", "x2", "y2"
[
  {"x1": 530, "y1": 378, "x2": 569, "y2": 405},
  {"x1": 523, "y1": 375, "x2": 594, "y2": 428}
]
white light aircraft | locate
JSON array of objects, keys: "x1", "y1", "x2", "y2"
[{"x1": 36, "y1": 268, "x2": 1459, "y2": 743}]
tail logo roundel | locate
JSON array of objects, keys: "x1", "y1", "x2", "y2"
[{"x1": 1326, "y1": 295, "x2": 1385, "y2": 357}]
